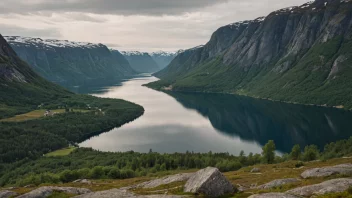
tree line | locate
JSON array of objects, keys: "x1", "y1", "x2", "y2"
[{"x1": 1, "y1": 137, "x2": 352, "y2": 187}]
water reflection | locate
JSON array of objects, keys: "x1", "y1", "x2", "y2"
[
  {"x1": 79, "y1": 75, "x2": 262, "y2": 154},
  {"x1": 79, "y1": 75, "x2": 352, "y2": 154},
  {"x1": 166, "y1": 91, "x2": 352, "y2": 152}
]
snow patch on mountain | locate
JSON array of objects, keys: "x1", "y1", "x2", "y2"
[
  {"x1": 120, "y1": 51, "x2": 148, "y2": 56},
  {"x1": 4, "y1": 36, "x2": 104, "y2": 49},
  {"x1": 227, "y1": 17, "x2": 265, "y2": 29},
  {"x1": 176, "y1": 45, "x2": 204, "y2": 54},
  {"x1": 121, "y1": 50, "x2": 176, "y2": 57},
  {"x1": 150, "y1": 51, "x2": 176, "y2": 57}
]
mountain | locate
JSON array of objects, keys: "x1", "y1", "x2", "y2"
[
  {"x1": 0, "y1": 33, "x2": 144, "y2": 164},
  {"x1": 110, "y1": 49, "x2": 136, "y2": 73},
  {"x1": 0, "y1": 34, "x2": 71, "y2": 118},
  {"x1": 150, "y1": 51, "x2": 177, "y2": 69},
  {"x1": 4, "y1": 36, "x2": 136, "y2": 86},
  {"x1": 121, "y1": 51, "x2": 160, "y2": 73},
  {"x1": 150, "y1": 0, "x2": 352, "y2": 110}
]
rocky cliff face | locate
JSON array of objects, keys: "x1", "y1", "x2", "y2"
[
  {"x1": 4, "y1": 36, "x2": 136, "y2": 86},
  {"x1": 150, "y1": 51, "x2": 176, "y2": 69},
  {"x1": 153, "y1": 0, "x2": 352, "y2": 109},
  {"x1": 0, "y1": 35, "x2": 32, "y2": 83},
  {"x1": 0, "y1": 34, "x2": 71, "y2": 117},
  {"x1": 110, "y1": 49, "x2": 136, "y2": 74},
  {"x1": 121, "y1": 51, "x2": 160, "y2": 73}
]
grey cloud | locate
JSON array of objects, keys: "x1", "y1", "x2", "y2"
[
  {"x1": 0, "y1": 24, "x2": 61, "y2": 38},
  {"x1": 0, "y1": 0, "x2": 228, "y2": 15},
  {"x1": 0, "y1": 0, "x2": 309, "y2": 52},
  {"x1": 62, "y1": 13, "x2": 107, "y2": 23}
]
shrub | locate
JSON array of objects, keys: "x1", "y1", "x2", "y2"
[
  {"x1": 290, "y1": 145, "x2": 301, "y2": 160},
  {"x1": 90, "y1": 166, "x2": 104, "y2": 179},
  {"x1": 107, "y1": 168, "x2": 120, "y2": 179},
  {"x1": 59, "y1": 170, "x2": 79, "y2": 183},
  {"x1": 262, "y1": 140, "x2": 276, "y2": 164},
  {"x1": 302, "y1": 145, "x2": 320, "y2": 161}
]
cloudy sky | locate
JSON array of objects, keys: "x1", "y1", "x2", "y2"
[{"x1": 0, "y1": 0, "x2": 308, "y2": 52}]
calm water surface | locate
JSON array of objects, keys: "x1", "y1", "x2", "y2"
[{"x1": 79, "y1": 75, "x2": 352, "y2": 154}]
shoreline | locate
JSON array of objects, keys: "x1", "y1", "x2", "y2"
[{"x1": 144, "y1": 81, "x2": 351, "y2": 112}]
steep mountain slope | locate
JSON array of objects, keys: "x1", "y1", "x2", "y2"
[
  {"x1": 151, "y1": 0, "x2": 352, "y2": 110},
  {"x1": 150, "y1": 51, "x2": 176, "y2": 69},
  {"x1": 4, "y1": 36, "x2": 136, "y2": 86},
  {"x1": 121, "y1": 51, "x2": 160, "y2": 73},
  {"x1": 0, "y1": 34, "x2": 72, "y2": 117},
  {"x1": 110, "y1": 49, "x2": 136, "y2": 74}
]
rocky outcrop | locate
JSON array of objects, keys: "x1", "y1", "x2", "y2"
[
  {"x1": 256, "y1": 178, "x2": 300, "y2": 189},
  {"x1": 287, "y1": 178, "x2": 352, "y2": 197},
  {"x1": 301, "y1": 163, "x2": 352, "y2": 178},
  {"x1": 132, "y1": 173, "x2": 194, "y2": 189},
  {"x1": 4, "y1": 36, "x2": 136, "y2": 86},
  {"x1": 184, "y1": 167, "x2": 235, "y2": 197},
  {"x1": 248, "y1": 193, "x2": 300, "y2": 198},
  {"x1": 74, "y1": 189, "x2": 184, "y2": 198},
  {"x1": 250, "y1": 168, "x2": 260, "y2": 173},
  {"x1": 0, "y1": 34, "x2": 30, "y2": 83},
  {"x1": 17, "y1": 186, "x2": 91, "y2": 198},
  {"x1": 0, "y1": 190, "x2": 18, "y2": 198},
  {"x1": 73, "y1": 179, "x2": 92, "y2": 185},
  {"x1": 250, "y1": 178, "x2": 352, "y2": 197},
  {"x1": 74, "y1": 189, "x2": 132, "y2": 198}
]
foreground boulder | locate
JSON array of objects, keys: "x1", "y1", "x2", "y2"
[
  {"x1": 286, "y1": 178, "x2": 352, "y2": 197},
  {"x1": 250, "y1": 168, "x2": 260, "y2": 173},
  {"x1": 73, "y1": 179, "x2": 92, "y2": 185},
  {"x1": 74, "y1": 189, "x2": 185, "y2": 198},
  {"x1": 256, "y1": 178, "x2": 300, "y2": 189},
  {"x1": 248, "y1": 193, "x2": 300, "y2": 198},
  {"x1": 301, "y1": 163, "x2": 352, "y2": 178},
  {"x1": 184, "y1": 167, "x2": 235, "y2": 197},
  {"x1": 132, "y1": 173, "x2": 194, "y2": 189},
  {"x1": 0, "y1": 190, "x2": 18, "y2": 198},
  {"x1": 17, "y1": 186, "x2": 91, "y2": 198}
]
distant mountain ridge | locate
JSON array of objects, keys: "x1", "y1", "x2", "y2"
[
  {"x1": 150, "y1": 0, "x2": 352, "y2": 110},
  {"x1": 150, "y1": 51, "x2": 177, "y2": 69},
  {"x1": 120, "y1": 50, "x2": 176, "y2": 73},
  {"x1": 121, "y1": 51, "x2": 161, "y2": 73},
  {"x1": 4, "y1": 36, "x2": 136, "y2": 86}
]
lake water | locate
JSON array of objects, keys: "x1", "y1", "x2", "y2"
[{"x1": 79, "y1": 75, "x2": 352, "y2": 154}]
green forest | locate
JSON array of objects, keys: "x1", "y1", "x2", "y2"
[
  {"x1": 1, "y1": 137, "x2": 351, "y2": 187},
  {"x1": 0, "y1": 94, "x2": 144, "y2": 164}
]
